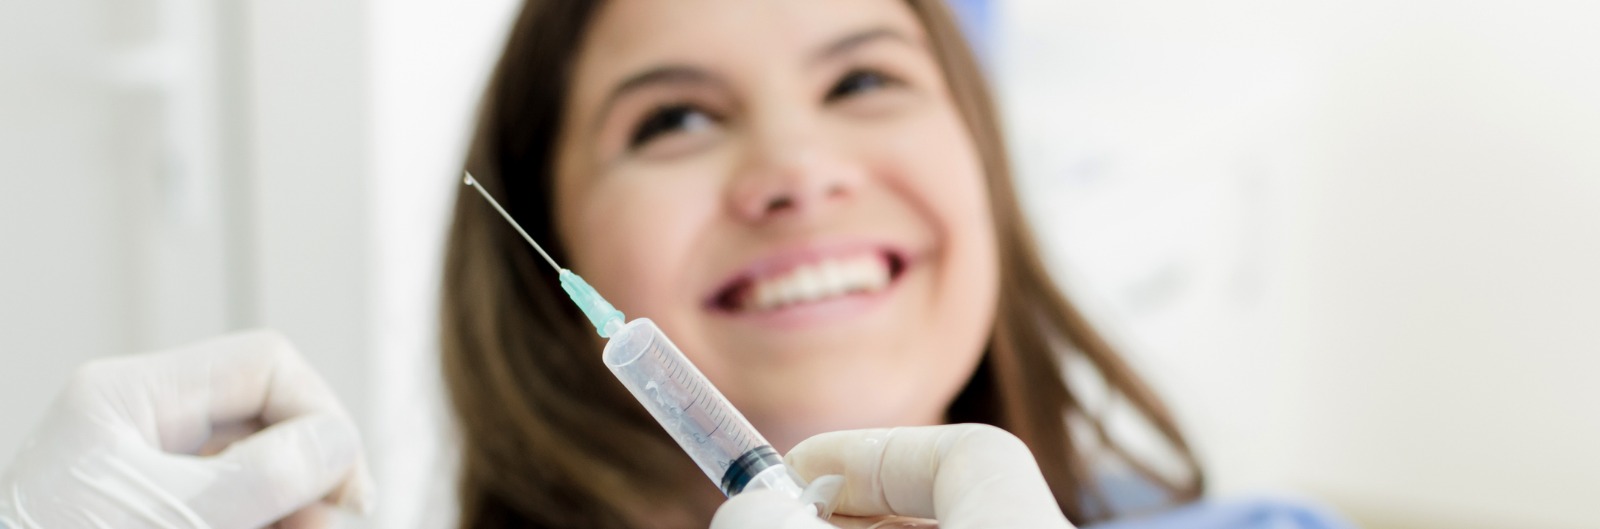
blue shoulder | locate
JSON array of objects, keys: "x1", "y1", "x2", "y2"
[{"x1": 1086, "y1": 496, "x2": 1357, "y2": 529}]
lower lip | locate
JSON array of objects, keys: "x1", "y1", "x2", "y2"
[{"x1": 713, "y1": 275, "x2": 904, "y2": 330}]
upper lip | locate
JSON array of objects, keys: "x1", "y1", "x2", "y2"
[{"x1": 704, "y1": 239, "x2": 912, "y2": 311}]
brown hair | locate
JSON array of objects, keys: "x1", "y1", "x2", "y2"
[{"x1": 441, "y1": 1, "x2": 1204, "y2": 527}]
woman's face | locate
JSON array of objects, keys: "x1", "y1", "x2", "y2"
[{"x1": 555, "y1": 0, "x2": 998, "y2": 450}]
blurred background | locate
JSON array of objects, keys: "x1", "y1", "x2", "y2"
[{"x1": 1, "y1": 0, "x2": 1596, "y2": 528}]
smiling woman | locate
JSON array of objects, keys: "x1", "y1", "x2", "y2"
[{"x1": 440, "y1": 0, "x2": 1201, "y2": 528}]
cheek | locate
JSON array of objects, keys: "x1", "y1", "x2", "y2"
[
  {"x1": 904, "y1": 117, "x2": 1001, "y2": 420},
  {"x1": 833, "y1": 105, "x2": 999, "y2": 419},
  {"x1": 882, "y1": 109, "x2": 999, "y2": 298},
  {"x1": 921, "y1": 125, "x2": 999, "y2": 374},
  {"x1": 562, "y1": 166, "x2": 724, "y2": 319}
]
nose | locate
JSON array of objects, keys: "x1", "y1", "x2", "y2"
[{"x1": 727, "y1": 136, "x2": 863, "y2": 224}]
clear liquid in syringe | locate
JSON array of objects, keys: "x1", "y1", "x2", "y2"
[{"x1": 604, "y1": 318, "x2": 792, "y2": 496}]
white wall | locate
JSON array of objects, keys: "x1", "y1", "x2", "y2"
[
  {"x1": 240, "y1": 1, "x2": 522, "y2": 527},
  {"x1": 0, "y1": 0, "x2": 237, "y2": 458},
  {"x1": 366, "y1": 1, "x2": 521, "y2": 527},
  {"x1": 0, "y1": 0, "x2": 137, "y2": 459},
  {"x1": 996, "y1": 0, "x2": 1315, "y2": 495},
  {"x1": 241, "y1": 1, "x2": 376, "y2": 492},
  {"x1": 1282, "y1": 2, "x2": 1600, "y2": 527},
  {"x1": 998, "y1": 1, "x2": 1600, "y2": 528}
]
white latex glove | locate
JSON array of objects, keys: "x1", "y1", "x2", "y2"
[
  {"x1": 712, "y1": 424, "x2": 1076, "y2": 529},
  {"x1": 0, "y1": 330, "x2": 375, "y2": 529}
]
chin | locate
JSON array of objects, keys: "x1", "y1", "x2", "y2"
[{"x1": 743, "y1": 373, "x2": 954, "y2": 453}]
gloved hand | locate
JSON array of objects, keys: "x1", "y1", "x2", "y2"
[
  {"x1": 0, "y1": 330, "x2": 374, "y2": 529},
  {"x1": 712, "y1": 424, "x2": 1076, "y2": 529}
]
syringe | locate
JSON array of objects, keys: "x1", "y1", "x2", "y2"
[{"x1": 462, "y1": 173, "x2": 841, "y2": 515}]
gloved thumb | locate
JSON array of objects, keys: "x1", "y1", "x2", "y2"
[
  {"x1": 187, "y1": 413, "x2": 368, "y2": 529},
  {"x1": 711, "y1": 488, "x2": 837, "y2": 529},
  {"x1": 785, "y1": 424, "x2": 1073, "y2": 529}
]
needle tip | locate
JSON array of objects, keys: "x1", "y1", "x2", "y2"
[{"x1": 463, "y1": 172, "x2": 476, "y2": 187}]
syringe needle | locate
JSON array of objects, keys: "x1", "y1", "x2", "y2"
[
  {"x1": 462, "y1": 171, "x2": 625, "y2": 337},
  {"x1": 463, "y1": 171, "x2": 562, "y2": 272}
]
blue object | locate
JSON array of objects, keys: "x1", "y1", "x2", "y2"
[
  {"x1": 1086, "y1": 497, "x2": 1357, "y2": 529},
  {"x1": 1084, "y1": 472, "x2": 1356, "y2": 529},
  {"x1": 947, "y1": 0, "x2": 993, "y2": 63},
  {"x1": 559, "y1": 269, "x2": 625, "y2": 337}
]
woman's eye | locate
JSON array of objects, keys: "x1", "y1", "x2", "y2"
[
  {"x1": 826, "y1": 69, "x2": 897, "y2": 101},
  {"x1": 629, "y1": 104, "x2": 715, "y2": 149}
]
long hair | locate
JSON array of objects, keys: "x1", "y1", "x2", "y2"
[{"x1": 440, "y1": 1, "x2": 1204, "y2": 527}]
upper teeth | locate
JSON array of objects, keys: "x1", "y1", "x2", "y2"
[{"x1": 747, "y1": 254, "x2": 890, "y2": 311}]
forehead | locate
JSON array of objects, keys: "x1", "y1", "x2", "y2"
[{"x1": 569, "y1": 0, "x2": 926, "y2": 94}]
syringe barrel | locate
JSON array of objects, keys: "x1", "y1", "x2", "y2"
[{"x1": 603, "y1": 318, "x2": 804, "y2": 497}]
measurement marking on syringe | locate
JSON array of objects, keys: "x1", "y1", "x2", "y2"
[
  {"x1": 656, "y1": 346, "x2": 680, "y2": 377},
  {"x1": 664, "y1": 358, "x2": 695, "y2": 388},
  {"x1": 687, "y1": 382, "x2": 707, "y2": 410},
  {"x1": 672, "y1": 361, "x2": 693, "y2": 385},
  {"x1": 707, "y1": 402, "x2": 730, "y2": 437}
]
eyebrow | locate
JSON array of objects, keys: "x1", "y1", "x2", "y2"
[
  {"x1": 809, "y1": 26, "x2": 914, "y2": 65},
  {"x1": 592, "y1": 27, "x2": 915, "y2": 129},
  {"x1": 594, "y1": 66, "x2": 724, "y2": 131}
]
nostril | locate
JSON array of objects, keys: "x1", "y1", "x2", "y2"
[
  {"x1": 766, "y1": 195, "x2": 795, "y2": 213},
  {"x1": 825, "y1": 182, "x2": 847, "y2": 198}
]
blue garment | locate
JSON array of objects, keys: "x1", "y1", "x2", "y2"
[
  {"x1": 1085, "y1": 472, "x2": 1355, "y2": 529},
  {"x1": 1087, "y1": 497, "x2": 1357, "y2": 529}
]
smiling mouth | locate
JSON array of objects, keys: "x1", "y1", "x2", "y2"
[{"x1": 709, "y1": 249, "x2": 910, "y2": 313}]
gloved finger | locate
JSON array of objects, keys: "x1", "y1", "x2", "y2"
[
  {"x1": 185, "y1": 413, "x2": 362, "y2": 529},
  {"x1": 857, "y1": 519, "x2": 938, "y2": 529},
  {"x1": 65, "y1": 331, "x2": 335, "y2": 450},
  {"x1": 148, "y1": 330, "x2": 375, "y2": 512},
  {"x1": 276, "y1": 503, "x2": 334, "y2": 529},
  {"x1": 785, "y1": 424, "x2": 1072, "y2": 528},
  {"x1": 58, "y1": 331, "x2": 376, "y2": 514},
  {"x1": 829, "y1": 515, "x2": 937, "y2": 528},
  {"x1": 189, "y1": 330, "x2": 345, "y2": 427},
  {"x1": 712, "y1": 488, "x2": 838, "y2": 529},
  {"x1": 198, "y1": 331, "x2": 375, "y2": 512}
]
